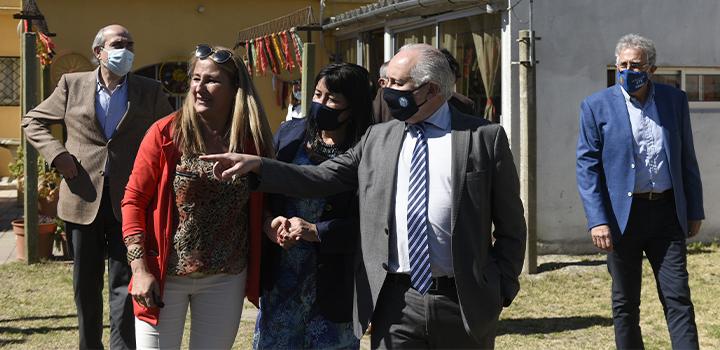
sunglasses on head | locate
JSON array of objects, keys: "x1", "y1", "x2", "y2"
[{"x1": 195, "y1": 44, "x2": 233, "y2": 64}]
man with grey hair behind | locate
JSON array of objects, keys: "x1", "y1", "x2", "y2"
[
  {"x1": 200, "y1": 43, "x2": 526, "y2": 348},
  {"x1": 372, "y1": 60, "x2": 391, "y2": 123},
  {"x1": 23, "y1": 24, "x2": 173, "y2": 349},
  {"x1": 577, "y1": 33, "x2": 703, "y2": 349}
]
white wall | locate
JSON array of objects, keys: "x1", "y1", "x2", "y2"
[{"x1": 508, "y1": 0, "x2": 720, "y2": 253}]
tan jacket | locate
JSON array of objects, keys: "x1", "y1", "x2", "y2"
[{"x1": 22, "y1": 68, "x2": 173, "y2": 225}]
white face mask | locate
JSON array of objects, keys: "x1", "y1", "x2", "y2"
[
  {"x1": 293, "y1": 90, "x2": 302, "y2": 101},
  {"x1": 102, "y1": 48, "x2": 134, "y2": 76}
]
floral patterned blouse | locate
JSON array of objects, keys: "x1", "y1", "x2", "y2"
[{"x1": 167, "y1": 153, "x2": 249, "y2": 276}]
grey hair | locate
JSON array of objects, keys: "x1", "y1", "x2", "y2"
[
  {"x1": 615, "y1": 33, "x2": 656, "y2": 66},
  {"x1": 398, "y1": 43, "x2": 454, "y2": 100},
  {"x1": 379, "y1": 61, "x2": 389, "y2": 79},
  {"x1": 90, "y1": 26, "x2": 107, "y2": 65}
]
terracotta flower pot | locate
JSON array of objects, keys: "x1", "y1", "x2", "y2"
[{"x1": 11, "y1": 219, "x2": 57, "y2": 261}]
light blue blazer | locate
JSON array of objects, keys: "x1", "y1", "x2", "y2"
[{"x1": 576, "y1": 83, "x2": 704, "y2": 238}]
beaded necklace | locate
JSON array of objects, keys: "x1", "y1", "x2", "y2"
[{"x1": 307, "y1": 133, "x2": 346, "y2": 163}]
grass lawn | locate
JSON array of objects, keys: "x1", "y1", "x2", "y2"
[{"x1": 1, "y1": 243, "x2": 719, "y2": 349}]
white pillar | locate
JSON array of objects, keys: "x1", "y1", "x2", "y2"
[
  {"x1": 384, "y1": 27, "x2": 393, "y2": 62},
  {"x1": 501, "y1": 3, "x2": 520, "y2": 163}
]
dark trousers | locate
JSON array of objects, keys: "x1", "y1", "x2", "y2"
[
  {"x1": 370, "y1": 274, "x2": 493, "y2": 349},
  {"x1": 65, "y1": 187, "x2": 135, "y2": 350},
  {"x1": 608, "y1": 196, "x2": 698, "y2": 350}
]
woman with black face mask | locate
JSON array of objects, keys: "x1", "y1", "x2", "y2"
[{"x1": 253, "y1": 63, "x2": 374, "y2": 349}]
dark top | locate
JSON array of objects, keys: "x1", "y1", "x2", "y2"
[{"x1": 261, "y1": 118, "x2": 359, "y2": 322}]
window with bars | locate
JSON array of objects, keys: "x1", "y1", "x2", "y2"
[{"x1": 0, "y1": 57, "x2": 21, "y2": 106}]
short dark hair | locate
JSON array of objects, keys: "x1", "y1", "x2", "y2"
[
  {"x1": 306, "y1": 63, "x2": 375, "y2": 146},
  {"x1": 440, "y1": 48, "x2": 461, "y2": 81}
]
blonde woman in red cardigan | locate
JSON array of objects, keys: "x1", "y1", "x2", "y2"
[{"x1": 121, "y1": 45, "x2": 273, "y2": 349}]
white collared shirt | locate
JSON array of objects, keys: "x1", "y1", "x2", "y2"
[{"x1": 389, "y1": 102, "x2": 454, "y2": 277}]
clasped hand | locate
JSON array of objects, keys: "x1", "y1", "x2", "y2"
[{"x1": 264, "y1": 216, "x2": 320, "y2": 250}]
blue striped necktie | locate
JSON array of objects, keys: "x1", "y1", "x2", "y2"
[{"x1": 407, "y1": 123, "x2": 432, "y2": 295}]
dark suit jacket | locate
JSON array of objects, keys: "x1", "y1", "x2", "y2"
[
  {"x1": 449, "y1": 91, "x2": 476, "y2": 116},
  {"x1": 22, "y1": 68, "x2": 173, "y2": 224},
  {"x1": 262, "y1": 118, "x2": 359, "y2": 322},
  {"x1": 255, "y1": 104, "x2": 526, "y2": 341},
  {"x1": 576, "y1": 83, "x2": 704, "y2": 237}
]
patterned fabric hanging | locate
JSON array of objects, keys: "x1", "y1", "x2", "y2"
[
  {"x1": 271, "y1": 33, "x2": 286, "y2": 71},
  {"x1": 255, "y1": 38, "x2": 268, "y2": 75},
  {"x1": 245, "y1": 40, "x2": 253, "y2": 76},
  {"x1": 290, "y1": 29, "x2": 303, "y2": 69},
  {"x1": 263, "y1": 35, "x2": 280, "y2": 75},
  {"x1": 250, "y1": 39, "x2": 260, "y2": 75},
  {"x1": 280, "y1": 31, "x2": 295, "y2": 71}
]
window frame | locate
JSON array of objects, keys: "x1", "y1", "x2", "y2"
[
  {"x1": 0, "y1": 56, "x2": 21, "y2": 107},
  {"x1": 607, "y1": 66, "x2": 720, "y2": 109}
]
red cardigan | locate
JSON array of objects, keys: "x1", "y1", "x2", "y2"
[{"x1": 121, "y1": 114, "x2": 264, "y2": 326}]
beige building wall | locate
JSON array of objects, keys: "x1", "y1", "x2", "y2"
[
  {"x1": 36, "y1": 0, "x2": 365, "y2": 128},
  {"x1": 0, "y1": 0, "x2": 21, "y2": 177},
  {"x1": 0, "y1": 0, "x2": 369, "y2": 176}
]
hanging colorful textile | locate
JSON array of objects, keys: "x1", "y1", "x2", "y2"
[
  {"x1": 290, "y1": 29, "x2": 303, "y2": 69},
  {"x1": 280, "y1": 31, "x2": 295, "y2": 71},
  {"x1": 245, "y1": 40, "x2": 253, "y2": 76},
  {"x1": 271, "y1": 33, "x2": 286, "y2": 71},
  {"x1": 254, "y1": 38, "x2": 268, "y2": 75},
  {"x1": 263, "y1": 35, "x2": 280, "y2": 75},
  {"x1": 251, "y1": 39, "x2": 261, "y2": 75}
]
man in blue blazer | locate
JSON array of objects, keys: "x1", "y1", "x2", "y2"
[{"x1": 576, "y1": 34, "x2": 704, "y2": 350}]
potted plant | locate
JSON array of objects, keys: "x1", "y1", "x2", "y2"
[
  {"x1": 8, "y1": 146, "x2": 61, "y2": 216},
  {"x1": 11, "y1": 215, "x2": 57, "y2": 260},
  {"x1": 8, "y1": 146, "x2": 63, "y2": 260}
]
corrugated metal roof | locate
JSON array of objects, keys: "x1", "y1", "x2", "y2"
[{"x1": 323, "y1": 0, "x2": 492, "y2": 30}]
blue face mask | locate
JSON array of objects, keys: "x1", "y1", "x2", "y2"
[
  {"x1": 616, "y1": 69, "x2": 649, "y2": 93},
  {"x1": 103, "y1": 48, "x2": 134, "y2": 76}
]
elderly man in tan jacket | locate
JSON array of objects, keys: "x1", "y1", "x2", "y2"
[{"x1": 22, "y1": 24, "x2": 172, "y2": 349}]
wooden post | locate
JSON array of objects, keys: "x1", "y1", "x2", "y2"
[
  {"x1": 22, "y1": 32, "x2": 40, "y2": 264},
  {"x1": 300, "y1": 43, "x2": 316, "y2": 118},
  {"x1": 519, "y1": 29, "x2": 537, "y2": 274}
]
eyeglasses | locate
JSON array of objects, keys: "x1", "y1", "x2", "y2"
[
  {"x1": 195, "y1": 44, "x2": 233, "y2": 64},
  {"x1": 617, "y1": 61, "x2": 649, "y2": 71}
]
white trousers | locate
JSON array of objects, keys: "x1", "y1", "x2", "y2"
[{"x1": 135, "y1": 271, "x2": 246, "y2": 349}]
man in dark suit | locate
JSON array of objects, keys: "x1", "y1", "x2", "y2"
[
  {"x1": 203, "y1": 43, "x2": 526, "y2": 349},
  {"x1": 576, "y1": 33, "x2": 703, "y2": 350},
  {"x1": 372, "y1": 61, "x2": 391, "y2": 123},
  {"x1": 23, "y1": 24, "x2": 173, "y2": 349},
  {"x1": 440, "y1": 48, "x2": 476, "y2": 116}
]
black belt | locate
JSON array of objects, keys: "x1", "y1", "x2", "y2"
[
  {"x1": 633, "y1": 189, "x2": 672, "y2": 201},
  {"x1": 386, "y1": 273, "x2": 456, "y2": 294}
]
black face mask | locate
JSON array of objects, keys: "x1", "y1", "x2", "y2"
[
  {"x1": 382, "y1": 84, "x2": 427, "y2": 121},
  {"x1": 310, "y1": 101, "x2": 348, "y2": 131}
]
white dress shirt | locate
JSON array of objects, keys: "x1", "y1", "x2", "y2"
[
  {"x1": 389, "y1": 102, "x2": 454, "y2": 277},
  {"x1": 285, "y1": 103, "x2": 303, "y2": 121}
]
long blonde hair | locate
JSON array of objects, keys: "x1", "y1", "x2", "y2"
[{"x1": 174, "y1": 46, "x2": 274, "y2": 157}]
